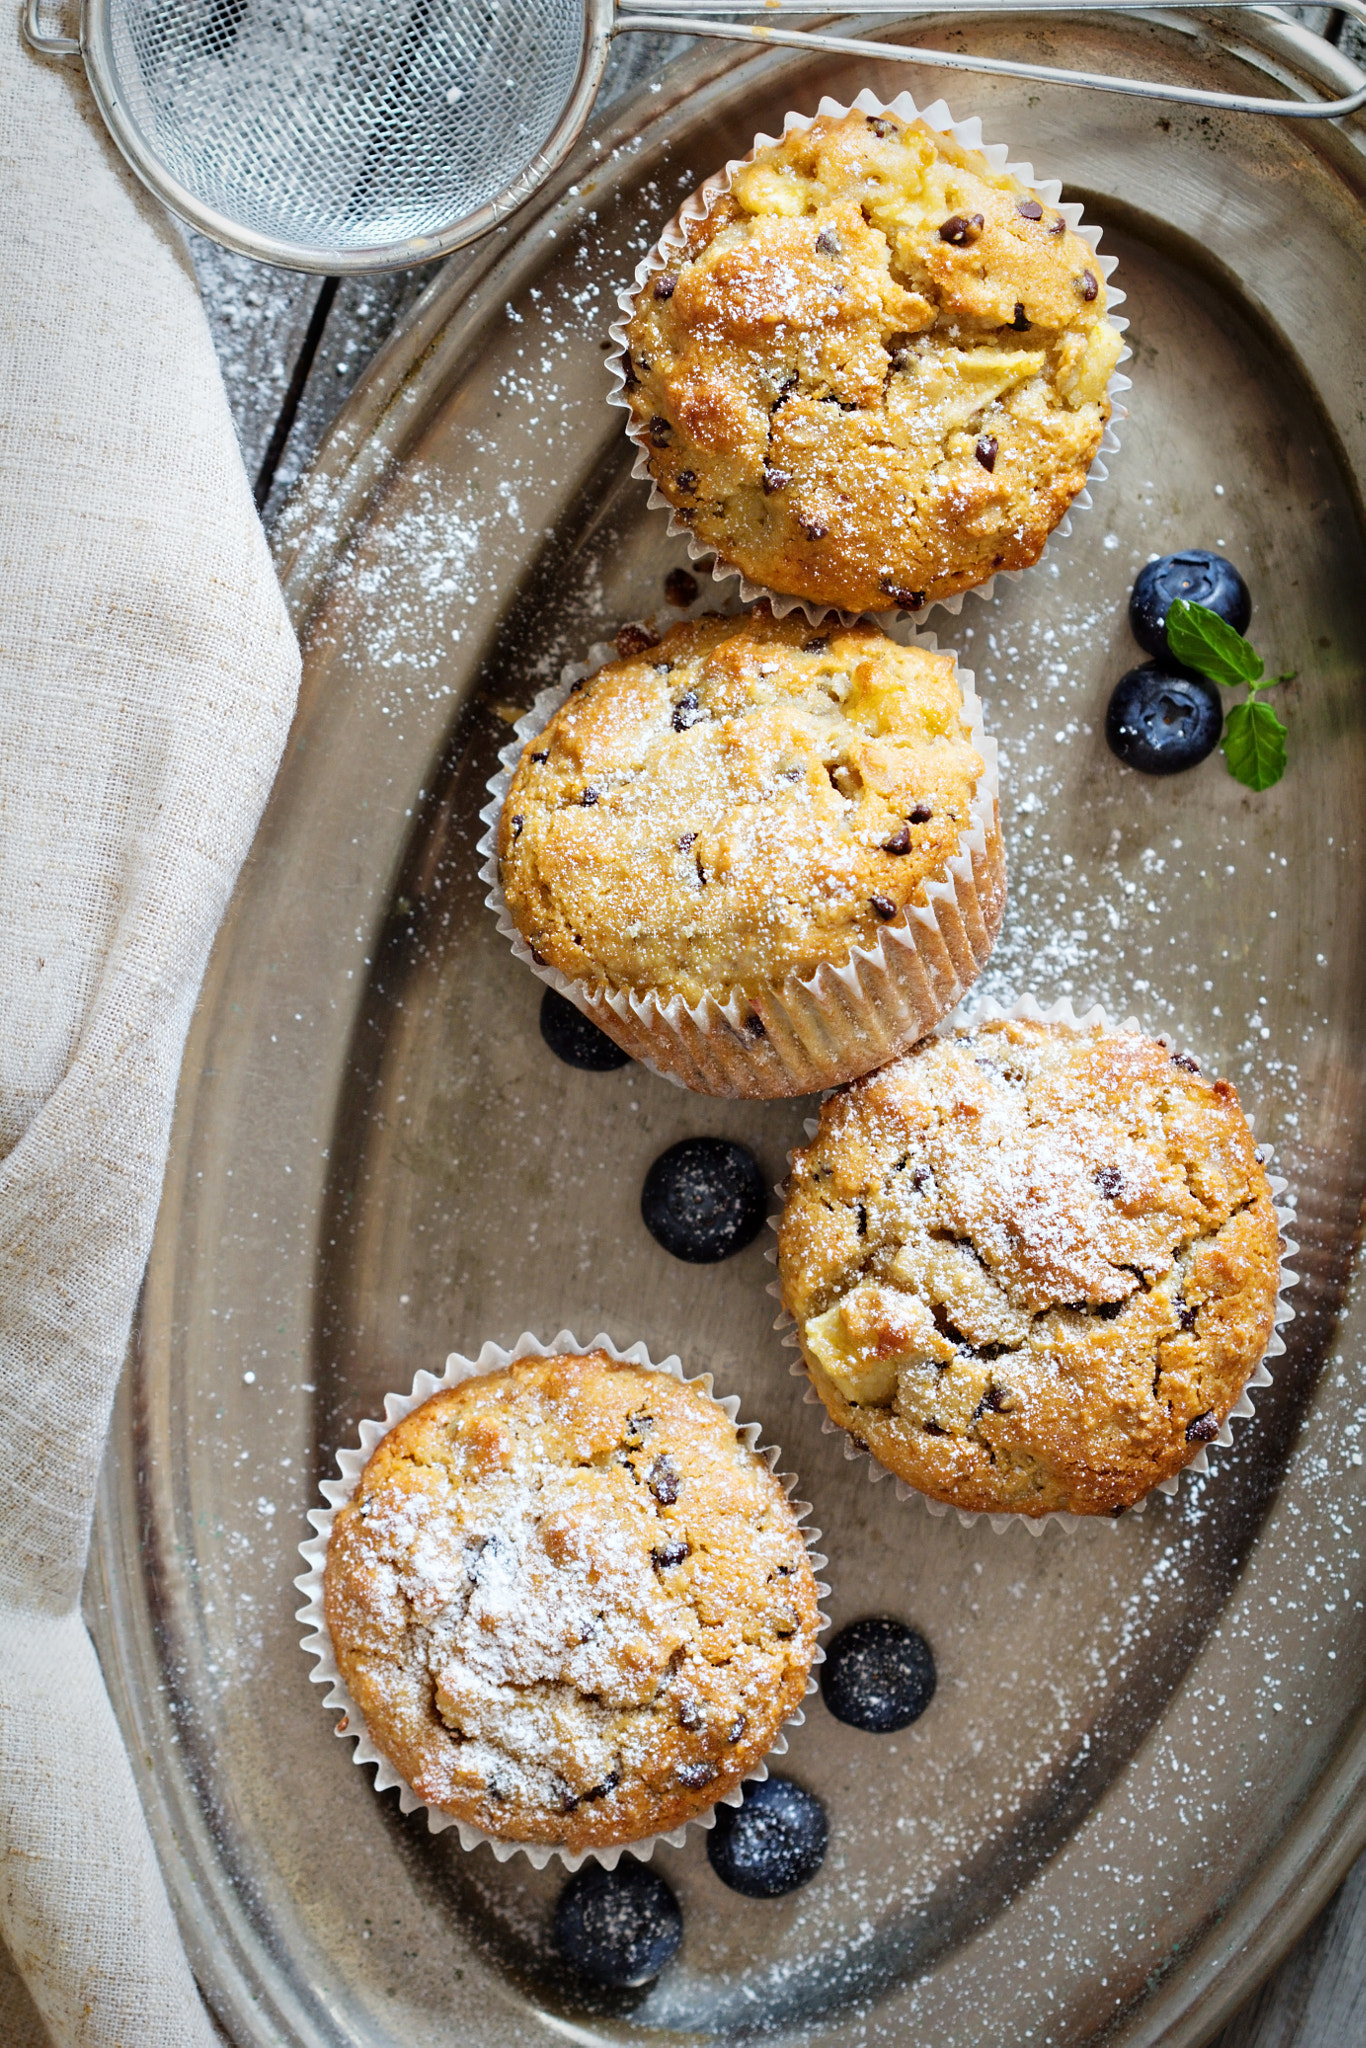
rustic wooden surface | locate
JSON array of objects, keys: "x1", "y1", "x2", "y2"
[{"x1": 187, "y1": 24, "x2": 1365, "y2": 2048}]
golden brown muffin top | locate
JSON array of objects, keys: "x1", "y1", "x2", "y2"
[
  {"x1": 777, "y1": 1019, "x2": 1282, "y2": 1516},
  {"x1": 497, "y1": 609, "x2": 984, "y2": 1004},
  {"x1": 622, "y1": 111, "x2": 1124, "y2": 613},
  {"x1": 324, "y1": 1353, "x2": 820, "y2": 1851}
]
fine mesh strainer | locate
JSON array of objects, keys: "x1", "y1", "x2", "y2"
[{"x1": 23, "y1": 0, "x2": 1366, "y2": 272}]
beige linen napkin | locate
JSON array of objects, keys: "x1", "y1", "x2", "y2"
[{"x1": 0, "y1": 18, "x2": 301, "y2": 2046}]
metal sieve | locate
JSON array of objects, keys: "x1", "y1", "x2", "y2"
[{"x1": 23, "y1": 1, "x2": 1366, "y2": 273}]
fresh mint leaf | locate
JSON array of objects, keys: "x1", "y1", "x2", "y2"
[
  {"x1": 1167, "y1": 599, "x2": 1264, "y2": 688},
  {"x1": 1222, "y1": 698, "x2": 1286, "y2": 791}
]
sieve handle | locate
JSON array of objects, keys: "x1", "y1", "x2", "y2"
[
  {"x1": 615, "y1": 1, "x2": 1366, "y2": 119},
  {"x1": 22, "y1": 0, "x2": 80, "y2": 57}
]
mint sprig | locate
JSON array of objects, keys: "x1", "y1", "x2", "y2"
[{"x1": 1165, "y1": 598, "x2": 1295, "y2": 792}]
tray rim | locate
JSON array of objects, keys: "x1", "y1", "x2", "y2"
[{"x1": 96, "y1": 14, "x2": 1366, "y2": 2047}]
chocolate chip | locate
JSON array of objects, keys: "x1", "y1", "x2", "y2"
[
  {"x1": 909, "y1": 1165, "x2": 931, "y2": 1192},
  {"x1": 1178, "y1": 1303, "x2": 1198, "y2": 1332},
  {"x1": 676, "y1": 1761, "x2": 716, "y2": 1790},
  {"x1": 975, "y1": 435, "x2": 998, "y2": 473},
  {"x1": 622, "y1": 356, "x2": 639, "y2": 390},
  {"x1": 653, "y1": 1537, "x2": 690, "y2": 1571},
  {"x1": 664, "y1": 566, "x2": 698, "y2": 608},
  {"x1": 763, "y1": 464, "x2": 791, "y2": 494},
  {"x1": 624, "y1": 1409, "x2": 654, "y2": 1442},
  {"x1": 1109, "y1": 1503, "x2": 1127, "y2": 1517},
  {"x1": 803, "y1": 636, "x2": 829, "y2": 653},
  {"x1": 1016, "y1": 197, "x2": 1044, "y2": 220},
  {"x1": 1253, "y1": 1145, "x2": 1267, "y2": 1165},
  {"x1": 678, "y1": 1698, "x2": 703, "y2": 1730},
  {"x1": 886, "y1": 330, "x2": 918, "y2": 371},
  {"x1": 672, "y1": 689, "x2": 705, "y2": 732},
  {"x1": 1172, "y1": 1051, "x2": 1201, "y2": 1073},
  {"x1": 1079, "y1": 270, "x2": 1099, "y2": 301},
  {"x1": 581, "y1": 1767, "x2": 621, "y2": 1802},
  {"x1": 615, "y1": 622, "x2": 660, "y2": 660},
  {"x1": 580, "y1": 787, "x2": 599, "y2": 806},
  {"x1": 653, "y1": 272, "x2": 678, "y2": 300},
  {"x1": 728, "y1": 1715, "x2": 747, "y2": 1743},
  {"x1": 866, "y1": 114, "x2": 898, "y2": 138},
  {"x1": 675, "y1": 469, "x2": 697, "y2": 494},
  {"x1": 939, "y1": 213, "x2": 983, "y2": 246},
  {"x1": 1186, "y1": 1410, "x2": 1219, "y2": 1443},
  {"x1": 530, "y1": 946, "x2": 547, "y2": 965},
  {"x1": 856, "y1": 1202, "x2": 868, "y2": 1237},
  {"x1": 1008, "y1": 303, "x2": 1030, "y2": 331},
  {"x1": 870, "y1": 894, "x2": 897, "y2": 921},
  {"x1": 1095, "y1": 1166, "x2": 1125, "y2": 1199},
  {"x1": 648, "y1": 414, "x2": 671, "y2": 446},
  {"x1": 531, "y1": 749, "x2": 549, "y2": 763},
  {"x1": 510, "y1": 815, "x2": 523, "y2": 838},
  {"x1": 677, "y1": 831, "x2": 697, "y2": 852},
  {"x1": 648, "y1": 1455, "x2": 680, "y2": 1505},
  {"x1": 1048, "y1": 216, "x2": 1066, "y2": 235},
  {"x1": 982, "y1": 1383, "x2": 1019, "y2": 1413},
  {"x1": 909, "y1": 802, "x2": 933, "y2": 824},
  {"x1": 815, "y1": 228, "x2": 841, "y2": 256},
  {"x1": 883, "y1": 824, "x2": 912, "y2": 855},
  {"x1": 569, "y1": 678, "x2": 585, "y2": 693},
  {"x1": 923, "y1": 1419, "x2": 949, "y2": 1437},
  {"x1": 798, "y1": 513, "x2": 829, "y2": 541},
  {"x1": 879, "y1": 575, "x2": 925, "y2": 610},
  {"x1": 555, "y1": 1780, "x2": 580, "y2": 1813}
]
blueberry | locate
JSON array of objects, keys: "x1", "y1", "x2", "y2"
[
  {"x1": 1129, "y1": 550, "x2": 1250, "y2": 660},
  {"x1": 552, "y1": 1861, "x2": 682, "y2": 1987},
  {"x1": 706, "y1": 1775, "x2": 829, "y2": 1897},
  {"x1": 640, "y1": 1137, "x2": 766, "y2": 1263},
  {"x1": 821, "y1": 1618, "x2": 937, "y2": 1732},
  {"x1": 1105, "y1": 664, "x2": 1223, "y2": 776},
  {"x1": 539, "y1": 987, "x2": 630, "y2": 1070}
]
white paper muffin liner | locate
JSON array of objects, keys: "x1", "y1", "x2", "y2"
[
  {"x1": 476, "y1": 621, "x2": 1005, "y2": 1098},
  {"x1": 766, "y1": 992, "x2": 1298, "y2": 1538},
  {"x1": 295, "y1": 1329, "x2": 830, "y2": 1870},
  {"x1": 605, "y1": 86, "x2": 1130, "y2": 629}
]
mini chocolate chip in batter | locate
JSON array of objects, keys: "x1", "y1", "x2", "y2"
[{"x1": 648, "y1": 1455, "x2": 681, "y2": 1505}]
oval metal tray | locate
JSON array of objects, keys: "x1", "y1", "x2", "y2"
[{"x1": 91, "y1": 14, "x2": 1366, "y2": 2046}]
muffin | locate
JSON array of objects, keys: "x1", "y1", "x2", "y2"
[
  {"x1": 617, "y1": 106, "x2": 1125, "y2": 614},
  {"x1": 489, "y1": 608, "x2": 1004, "y2": 1096},
  {"x1": 322, "y1": 1350, "x2": 822, "y2": 1853},
  {"x1": 776, "y1": 1016, "x2": 1283, "y2": 1517}
]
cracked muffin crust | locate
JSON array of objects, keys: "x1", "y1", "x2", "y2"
[
  {"x1": 499, "y1": 609, "x2": 990, "y2": 997},
  {"x1": 323, "y1": 1352, "x2": 821, "y2": 1852},
  {"x1": 776, "y1": 1018, "x2": 1282, "y2": 1516},
  {"x1": 621, "y1": 110, "x2": 1124, "y2": 614}
]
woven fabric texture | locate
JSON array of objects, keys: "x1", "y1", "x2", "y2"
[{"x1": 0, "y1": 17, "x2": 301, "y2": 2044}]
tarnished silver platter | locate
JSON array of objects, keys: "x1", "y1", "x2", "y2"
[{"x1": 91, "y1": 15, "x2": 1366, "y2": 2045}]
